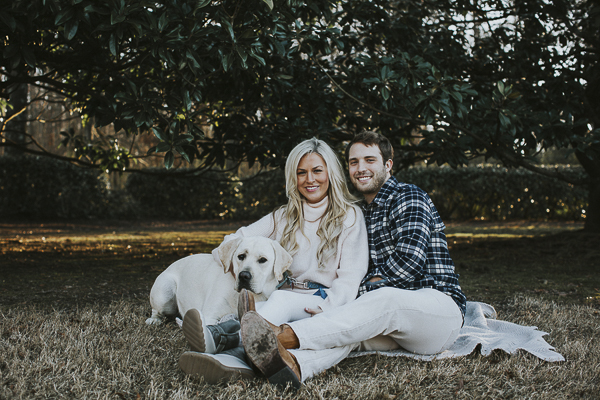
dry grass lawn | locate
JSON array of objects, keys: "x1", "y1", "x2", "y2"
[{"x1": 1, "y1": 220, "x2": 599, "y2": 399}]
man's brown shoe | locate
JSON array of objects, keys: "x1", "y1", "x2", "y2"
[{"x1": 240, "y1": 311, "x2": 301, "y2": 391}]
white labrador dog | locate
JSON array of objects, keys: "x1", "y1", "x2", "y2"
[{"x1": 145, "y1": 236, "x2": 292, "y2": 326}]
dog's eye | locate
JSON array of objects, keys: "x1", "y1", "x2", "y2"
[
  {"x1": 258, "y1": 257, "x2": 267, "y2": 264},
  {"x1": 238, "y1": 254, "x2": 246, "y2": 261}
]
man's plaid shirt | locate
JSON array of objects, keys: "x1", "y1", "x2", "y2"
[{"x1": 358, "y1": 176, "x2": 467, "y2": 316}]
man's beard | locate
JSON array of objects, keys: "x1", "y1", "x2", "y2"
[{"x1": 352, "y1": 168, "x2": 387, "y2": 195}]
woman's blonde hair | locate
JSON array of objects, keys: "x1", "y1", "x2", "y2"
[{"x1": 278, "y1": 138, "x2": 357, "y2": 268}]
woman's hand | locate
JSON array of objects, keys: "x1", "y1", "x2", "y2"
[{"x1": 305, "y1": 307, "x2": 323, "y2": 316}]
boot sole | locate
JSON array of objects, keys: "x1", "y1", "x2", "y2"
[
  {"x1": 241, "y1": 312, "x2": 301, "y2": 391},
  {"x1": 179, "y1": 352, "x2": 254, "y2": 384},
  {"x1": 182, "y1": 309, "x2": 205, "y2": 353}
]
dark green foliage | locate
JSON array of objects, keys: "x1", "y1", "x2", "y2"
[
  {"x1": 0, "y1": 156, "x2": 113, "y2": 219},
  {"x1": 396, "y1": 167, "x2": 588, "y2": 221},
  {"x1": 1, "y1": 0, "x2": 599, "y2": 228},
  {"x1": 3, "y1": 0, "x2": 595, "y2": 175},
  {"x1": 0, "y1": 0, "x2": 341, "y2": 172}
]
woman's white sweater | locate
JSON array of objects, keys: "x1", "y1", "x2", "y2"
[{"x1": 213, "y1": 197, "x2": 369, "y2": 311}]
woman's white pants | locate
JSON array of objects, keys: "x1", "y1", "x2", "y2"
[{"x1": 256, "y1": 289, "x2": 324, "y2": 326}]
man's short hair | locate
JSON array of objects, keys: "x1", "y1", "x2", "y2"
[{"x1": 345, "y1": 131, "x2": 394, "y2": 163}]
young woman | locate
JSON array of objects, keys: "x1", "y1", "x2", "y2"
[
  {"x1": 217, "y1": 138, "x2": 368, "y2": 324},
  {"x1": 178, "y1": 138, "x2": 369, "y2": 383}
]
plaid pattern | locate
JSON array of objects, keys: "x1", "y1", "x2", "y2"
[{"x1": 358, "y1": 177, "x2": 466, "y2": 316}]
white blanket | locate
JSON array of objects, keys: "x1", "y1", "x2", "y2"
[{"x1": 349, "y1": 301, "x2": 565, "y2": 362}]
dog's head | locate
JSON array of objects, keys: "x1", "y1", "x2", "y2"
[{"x1": 216, "y1": 236, "x2": 292, "y2": 296}]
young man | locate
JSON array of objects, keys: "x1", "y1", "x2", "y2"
[{"x1": 239, "y1": 131, "x2": 466, "y2": 389}]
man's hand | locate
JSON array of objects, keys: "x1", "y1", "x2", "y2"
[{"x1": 305, "y1": 307, "x2": 323, "y2": 316}]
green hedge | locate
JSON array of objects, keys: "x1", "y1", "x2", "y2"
[
  {"x1": 107, "y1": 165, "x2": 591, "y2": 222},
  {"x1": 124, "y1": 169, "x2": 287, "y2": 220},
  {"x1": 395, "y1": 166, "x2": 588, "y2": 221},
  {"x1": 0, "y1": 156, "x2": 588, "y2": 221},
  {"x1": 231, "y1": 171, "x2": 287, "y2": 219},
  {"x1": 0, "y1": 156, "x2": 115, "y2": 219}
]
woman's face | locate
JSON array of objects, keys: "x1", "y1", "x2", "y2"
[{"x1": 296, "y1": 153, "x2": 329, "y2": 204}]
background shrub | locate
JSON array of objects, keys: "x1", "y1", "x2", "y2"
[
  {"x1": 229, "y1": 170, "x2": 287, "y2": 219},
  {"x1": 0, "y1": 158, "x2": 587, "y2": 221},
  {"x1": 124, "y1": 169, "x2": 287, "y2": 220},
  {"x1": 125, "y1": 171, "x2": 234, "y2": 219},
  {"x1": 395, "y1": 166, "x2": 588, "y2": 221},
  {"x1": 0, "y1": 156, "x2": 115, "y2": 219}
]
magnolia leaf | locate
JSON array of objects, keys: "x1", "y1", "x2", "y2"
[
  {"x1": 164, "y1": 151, "x2": 174, "y2": 169},
  {"x1": 156, "y1": 142, "x2": 171, "y2": 153},
  {"x1": 0, "y1": 12, "x2": 17, "y2": 32},
  {"x1": 21, "y1": 48, "x2": 37, "y2": 68},
  {"x1": 65, "y1": 20, "x2": 79, "y2": 40},
  {"x1": 497, "y1": 81, "x2": 505, "y2": 94},
  {"x1": 111, "y1": 13, "x2": 126, "y2": 25},
  {"x1": 262, "y1": 0, "x2": 274, "y2": 10},
  {"x1": 196, "y1": 0, "x2": 212, "y2": 9},
  {"x1": 498, "y1": 112, "x2": 511, "y2": 127},
  {"x1": 109, "y1": 34, "x2": 117, "y2": 56},
  {"x1": 152, "y1": 127, "x2": 167, "y2": 141},
  {"x1": 250, "y1": 51, "x2": 266, "y2": 66},
  {"x1": 55, "y1": 7, "x2": 74, "y2": 25},
  {"x1": 381, "y1": 86, "x2": 390, "y2": 101}
]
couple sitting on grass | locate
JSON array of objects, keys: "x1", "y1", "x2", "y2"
[{"x1": 179, "y1": 131, "x2": 467, "y2": 390}]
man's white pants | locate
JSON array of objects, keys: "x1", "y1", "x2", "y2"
[{"x1": 287, "y1": 287, "x2": 463, "y2": 381}]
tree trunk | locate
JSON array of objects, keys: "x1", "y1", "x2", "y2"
[
  {"x1": 585, "y1": 178, "x2": 600, "y2": 232},
  {"x1": 576, "y1": 149, "x2": 600, "y2": 232},
  {"x1": 4, "y1": 81, "x2": 28, "y2": 157}
]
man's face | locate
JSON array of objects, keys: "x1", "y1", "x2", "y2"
[{"x1": 348, "y1": 143, "x2": 392, "y2": 203}]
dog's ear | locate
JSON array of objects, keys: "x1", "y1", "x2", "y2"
[
  {"x1": 271, "y1": 240, "x2": 293, "y2": 281},
  {"x1": 217, "y1": 237, "x2": 242, "y2": 273}
]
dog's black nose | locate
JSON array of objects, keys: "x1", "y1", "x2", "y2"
[{"x1": 239, "y1": 271, "x2": 252, "y2": 282}]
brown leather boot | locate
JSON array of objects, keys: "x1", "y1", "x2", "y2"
[
  {"x1": 266, "y1": 321, "x2": 300, "y2": 349},
  {"x1": 240, "y1": 311, "x2": 301, "y2": 391},
  {"x1": 237, "y1": 288, "x2": 256, "y2": 319},
  {"x1": 238, "y1": 288, "x2": 299, "y2": 348}
]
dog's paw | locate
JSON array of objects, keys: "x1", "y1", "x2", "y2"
[{"x1": 145, "y1": 317, "x2": 164, "y2": 325}]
